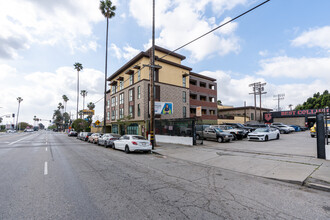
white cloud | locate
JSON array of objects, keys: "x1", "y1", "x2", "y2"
[
  {"x1": 0, "y1": 0, "x2": 104, "y2": 59},
  {"x1": 0, "y1": 65, "x2": 105, "y2": 125},
  {"x1": 110, "y1": 44, "x2": 140, "y2": 60},
  {"x1": 292, "y1": 26, "x2": 330, "y2": 50},
  {"x1": 259, "y1": 50, "x2": 268, "y2": 57},
  {"x1": 198, "y1": 70, "x2": 329, "y2": 111},
  {"x1": 257, "y1": 56, "x2": 330, "y2": 80},
  {"x1": 129, "y1": 0, "x2": 243, "y2": 61}
]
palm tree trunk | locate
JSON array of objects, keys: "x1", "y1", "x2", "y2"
[
  {"x1": 103, "y1": 17, "x2": 109, "y2": 134},
  {"x1": 16, "y1": 103, "x2": 20, "y2": 131},
  {"x1": 76, "y1": 71, "x2": 79, "y2": 119}
]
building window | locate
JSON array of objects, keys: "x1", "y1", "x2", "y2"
[
  {"x1": 182, "y1": 76, "x2": 186, "y2": 87},
  {"x1": 111, "y1": 97, "x2": 115, "y2": 107},
  {"x1": 148, "y1": 85, "x2": 160, "y2": 101},
  {"x1": 251, "y1": 113, "x2": 254, "y2": 120},
  {"x1": 119, "y1": 81, "x2": 124, "y2": 90},
  {"x1": 190, "y1": 80, "x2": 197, "y2": 85},
  {"x1": 119, "y1": 108, "x2": 124, "y2": 119},
  {"x1": 138, "y1": 70, "x2": 141, "y2": 81},
  {"x1": 111, "y1": 110, "x2": 116, "y2": 120},
  {"x1": 107, "y1": 111, "x2": 110, "y2": 120},
  {"x1": 129, "y1": 106, "x2": 133, "y2": 117},
  {"x1": 202, "y1": 109, "x2": 207, "y2": 115},
  {"x1": 137, "y1": 104, "x2": 140, "y2": 117},
  {"x1": 129, "y1": 74, "x2": 134, "y2": 85},
  {"x1": 127, "y1": 124, "x2": 138, "y2": 135},
  {"x1": 154, "y1": 69, "x2": 159, "y2": 82},
  {"x1": 137, "y1": 86, "x2": 141, "y2": 99},
  {"x1": 111, "y1": 85, "x2": 117, "y2": 94},
  {"x1": 200, "y1": 82, "x2": 206, "y2": 88},
  {"x1": 107, "y1": 100, "x2": 110, "y2": 108},
  {"x1": 119, "y1": 93, "x2": 124, "y2": 105},
  {"x1": 183, "y1": 106, "x2": 186, "y2": 118},
  {"x1": 190, "y1": 94, "x2": 197, "y2": 100},
  {"x1": 129, "y1": 89, "x2": 133, "y2": 102},
  {"x1": 200, "y1": 95, "x2": 206, "y2": 101},
  {"x1": 182, "y1": 91, "x2": 186, "y2": 103},
  {"x1": 112, "y1": 124, "x2": 118, "y2": 134},
  {"x1": 116, "y1": 96, "x2": 118, "y2": 106},
  {"x1": 209, "y1": 110, "x2": 215, "y2": 115}
]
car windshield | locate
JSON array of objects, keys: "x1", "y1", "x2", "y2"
[
  {"x1": 255, "y1": 128, "x2": 269, "y2": 132},
  {"x1": 214, "y1": 128, "x2": 224, "y2": 132},
  {"x1": 132, "y1": 136, "x2": 146, "y2": 140}
]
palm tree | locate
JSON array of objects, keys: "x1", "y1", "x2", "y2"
[
  {"x1": 74, "y1": 63, "x2": 83, "y2": 119},
  {"x1": 62, "y1": 95, "x2": 69, "y2": 113},
  {"x1": 16, "y1": 97, "x2": 23, "y2": 131},
  {"x1": 100, "y1": 0, "x2": 116, "y2": 133},
  {"x1": 80, "y1": 90, "x2": 88, "y2": 111},
  {"x1": 87, "y1": 102, "x2": 95, "y2": 110}
]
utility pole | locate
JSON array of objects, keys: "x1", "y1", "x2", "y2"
[
  {"x1": 258, "y1": 83, "x2": 267, "y2": 121},
  {"x1": 273, "y1": 94, "x2": 285, "y2": 111},
  {"x1": 249, "y1": 82, "x2": 260, "y2": 121},
  {"x1": 244, "y1": 101, "x2": 246, "y2": 123},
  {"x1": 150, "y1": 0, "x2": 156, "y2": 149}
]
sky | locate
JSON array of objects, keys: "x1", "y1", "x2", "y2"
[{"x1": 1, "y1": 0, "x2": 330, "y2": 126}]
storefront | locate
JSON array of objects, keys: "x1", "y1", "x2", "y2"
[{"x1": 264, "y1": 108, "x2": 330, "y2": 127}]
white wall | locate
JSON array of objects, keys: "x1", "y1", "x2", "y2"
[{"x1": 149, "y1": 135, "x2": 193, "y2": 146}]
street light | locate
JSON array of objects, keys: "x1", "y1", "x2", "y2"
[{"x1": 16, "y1": 97, "x2": 23, "y2": 131}]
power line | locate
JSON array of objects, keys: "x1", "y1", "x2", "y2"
[
  {"x1": 159, "y1": 0, "x2": 271, "y2": 60},
  {"x1": 273, "y1": 94, "x2": 285, "y2": 111}
]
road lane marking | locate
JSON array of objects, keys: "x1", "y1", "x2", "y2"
[
  {"x1": 46, "y1": 147, "x2": 48, "y2": 151},
  {"x1": 44, "y1": 162, "x2": 48, "y2": 175},
  {"x1": 8, "y1": 134, "x2": 34, "y2": 145}
]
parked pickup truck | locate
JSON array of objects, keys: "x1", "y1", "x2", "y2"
[
  {"x1": 203, "y1": 126, "x2": 234, "y2": 143},
  {"x1": 213, "y1": 125, "x2": 245, "y2": 140}
]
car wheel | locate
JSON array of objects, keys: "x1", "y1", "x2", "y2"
[
  {"x1": 232, "y1": 134, "x2": 237, "y2": 140},
  {"x1": 276, "y1": 134, "x2": 280, "y2": 139},
  {"x1": 265, "y1": 135, "x2": 269, "y2": 141},
  {"x1": 217, "y1": 137, "x2": 224, "y2": 143},
  {"x1": 113, "y1": 143, "x2": 116, "y2": 149},
  {"x1": 280, "y1": 130, "x2": 284, "y2": 134},
  {"x1": 97, "y1": 141, "x2": 100, "y2": 146},
  {"x1": 125, "y1": 145, "x2": 130, "y2": 154}
]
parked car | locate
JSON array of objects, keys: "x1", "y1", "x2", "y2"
[
  {"x1": 203, "y1": 126, "x2": 234, "y2": 143},
  {"x1": 289, "y1": 125, "x2": 301, "y2": 132},
  {"x1": 24, "y1": 128, "x2": 34, "y2": 132},
  {"x1": 88, "y1": 133, "x2": 102, "y2": 144},
  {"x1": 276, "y1": 125, "x2": 295, "y2": 132},
  {"x1": 224, "y1": 123, "x2": 255, "y2": 133},
  {"x1": 271, "y1": 122, "x2": 285, "y2": 126},
  {"x1": 270, "y1": 125, "x2": 290, "y2": 134},
  {"x1": 310, "y1": 122, "x2": 330, "y2": 138},
  {"x1": 68, "y1": 131, "x2": 78, "y2": 137},
  {"x1": 98, "y1": 133, "x2": 121, "y2": 148},
  {"x1": 77, "y1": 132, "x2": 85, "y2": 140},
  {"x1": 195, "y1": 124, "x2": 211, "y2": 140},
  {"x1": 213, "y1": 125, "x2": 245, "y2": 140},
  {"x1": 82, "y1": 132, "x2": 92, "y2": 141},
  {"x1": 113, "y1": 135, "x2": 152, "y2": 153},
  {"x1": 6, "y1": 129, "x2": 16, "y2": 133},
  {"x1": 248, "y1": 127, "x2": 280, "y2": 141}
]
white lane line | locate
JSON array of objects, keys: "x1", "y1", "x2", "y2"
[
  {"x1": 44, "y1": 162, "x2": 48, "y2": 175},
  {"x1": 45, "y1": 147, "x2": 48, "y2": 151},
  {"x1": 8, "y1": 134, "x2": 34, "y2": 145}
]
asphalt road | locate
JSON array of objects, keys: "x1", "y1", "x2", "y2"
[{"x1": 1, "y1": 131, "x2": 330, "y2": 219}]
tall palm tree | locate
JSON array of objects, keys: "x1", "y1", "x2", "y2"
[
  {"x1": 62, "y1": 95, "x2": 69, "y2": 113},
  {"x1": 100, "y1": 0, "x2": 116, "y2": 133},
  {"x1": 16, "y1": 97, "x2": 23, "y2": 131},
  {"x1": 80, "y1": 90, "x2": 88, "y2": 111},
  {"x1": 74, "y1": 63, "x2": 83, "y2": 119},
  {"x1": 87, "y1": 102, "x2": 95, "y2": 110}
]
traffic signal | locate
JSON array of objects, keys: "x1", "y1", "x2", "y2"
[{"x1": 12, "y1": 113, "x2": 15, "y2": 117}]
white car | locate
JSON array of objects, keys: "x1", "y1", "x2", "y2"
[
  {"x1": 6, "y1": 129, "x2": 16, "y2": 133},
  {"x1": 248, "y1": 127, "x2": 280, "y2": 141},
  {"x1": 276, "y1": 125, "x2": 295, "y2": 132},
  {"x1": 113, "y1": 135, "x2": 152, "y2": 153}
]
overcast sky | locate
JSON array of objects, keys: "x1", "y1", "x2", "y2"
[{"x1": 1, "y1": 0, "x2": 330, "y2": 126}]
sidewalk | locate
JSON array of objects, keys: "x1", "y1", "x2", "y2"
[{"x1": 152, "y1": 143, "x2": 330, "y2": 192}]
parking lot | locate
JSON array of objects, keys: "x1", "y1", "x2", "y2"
[{"x1": 202, "y1": 131, "x2": 317, "y2": 158}]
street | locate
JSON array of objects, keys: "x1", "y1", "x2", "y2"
[{"x1": 0, "y1": 131, "x2": 330, "y2": 219}]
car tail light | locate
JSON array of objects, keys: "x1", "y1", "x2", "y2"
[
  {"x1": 149, "y1": 142, "x2": 152, "y2": 145},
  {"x1": 132, "y1": 141, "x2": 138, "y2": 145},
  {"x1": 110, "y1": 138, "x2": 116, "y2": 140}
]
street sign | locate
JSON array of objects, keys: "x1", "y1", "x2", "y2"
[
  {"x1": 95, "y1": 120, "x2": 100, "y2": 126},
  {"x1": 83, "y1": 109, "x2": 95, "y2": 116}
]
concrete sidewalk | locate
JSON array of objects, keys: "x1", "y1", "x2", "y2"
[{"x1": 152, "y1": 143, "x2": 330, "y2": 192}]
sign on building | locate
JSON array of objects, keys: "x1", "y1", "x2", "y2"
[
  {"x1": 154, "y1": 102, "x2": 173, "y2": 115},
  {"x1": 196, "y1": 106, "x2": 202, "y2": 117}
]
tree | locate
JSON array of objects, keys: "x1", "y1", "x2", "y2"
[
  {"x1": 58, "y1": 102, "x2": 64, "y2": 112},
  {"x1": 74, "y1": 63, "x2": 83, "y2": 119},
  {"x1": 80, "y1": 90, "x2": 88, "y2": 110},
  {"x1": 217, "y1": 100, "x2": 222, "y2": 105},
  {"x1": 87, "y1": 102, "x2": 95, "y2": 110},
  {"x1": 72, "y1": 119, "x2": 89, "y2": 132},
  {"x1": 295, "y1": 90, "x2": 330, "y2": 110},
  {"x1": 62, "y1": 95, "x2": 69, "y2": 113},
  {"x1": 0, "y1": 117, "x2": 2, "y2": 124},
  {"x1": 18, "y1": 122, "x2": 32, "y2": 130},
  {"x1": 16, "y1": 97, "x2": 23, "y2": 130},
  {"x1": 100, "y1": 0, "x2": 116, "y2": 133},
  {"x1": 53, "y1": 109, "x2": 63, "y2": 131}
]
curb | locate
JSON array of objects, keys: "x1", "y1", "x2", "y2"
[{"x1": 304, "y1": 178, "x2": 330, "y2": 192}]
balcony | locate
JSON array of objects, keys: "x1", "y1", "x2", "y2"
[
  {"x1": 189, "y1": 84, "x2": 217, "y2": 96},
  {"x1": 190, "y1": 99, "x2": 217, "y2": 108}
]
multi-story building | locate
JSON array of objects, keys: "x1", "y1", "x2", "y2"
[
  {"x1": 189, "y1": 72, "x2": 218, "y2": 124},
  {"x1": 106, "y1": 46, "x2": 191, "y2": 135}
]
